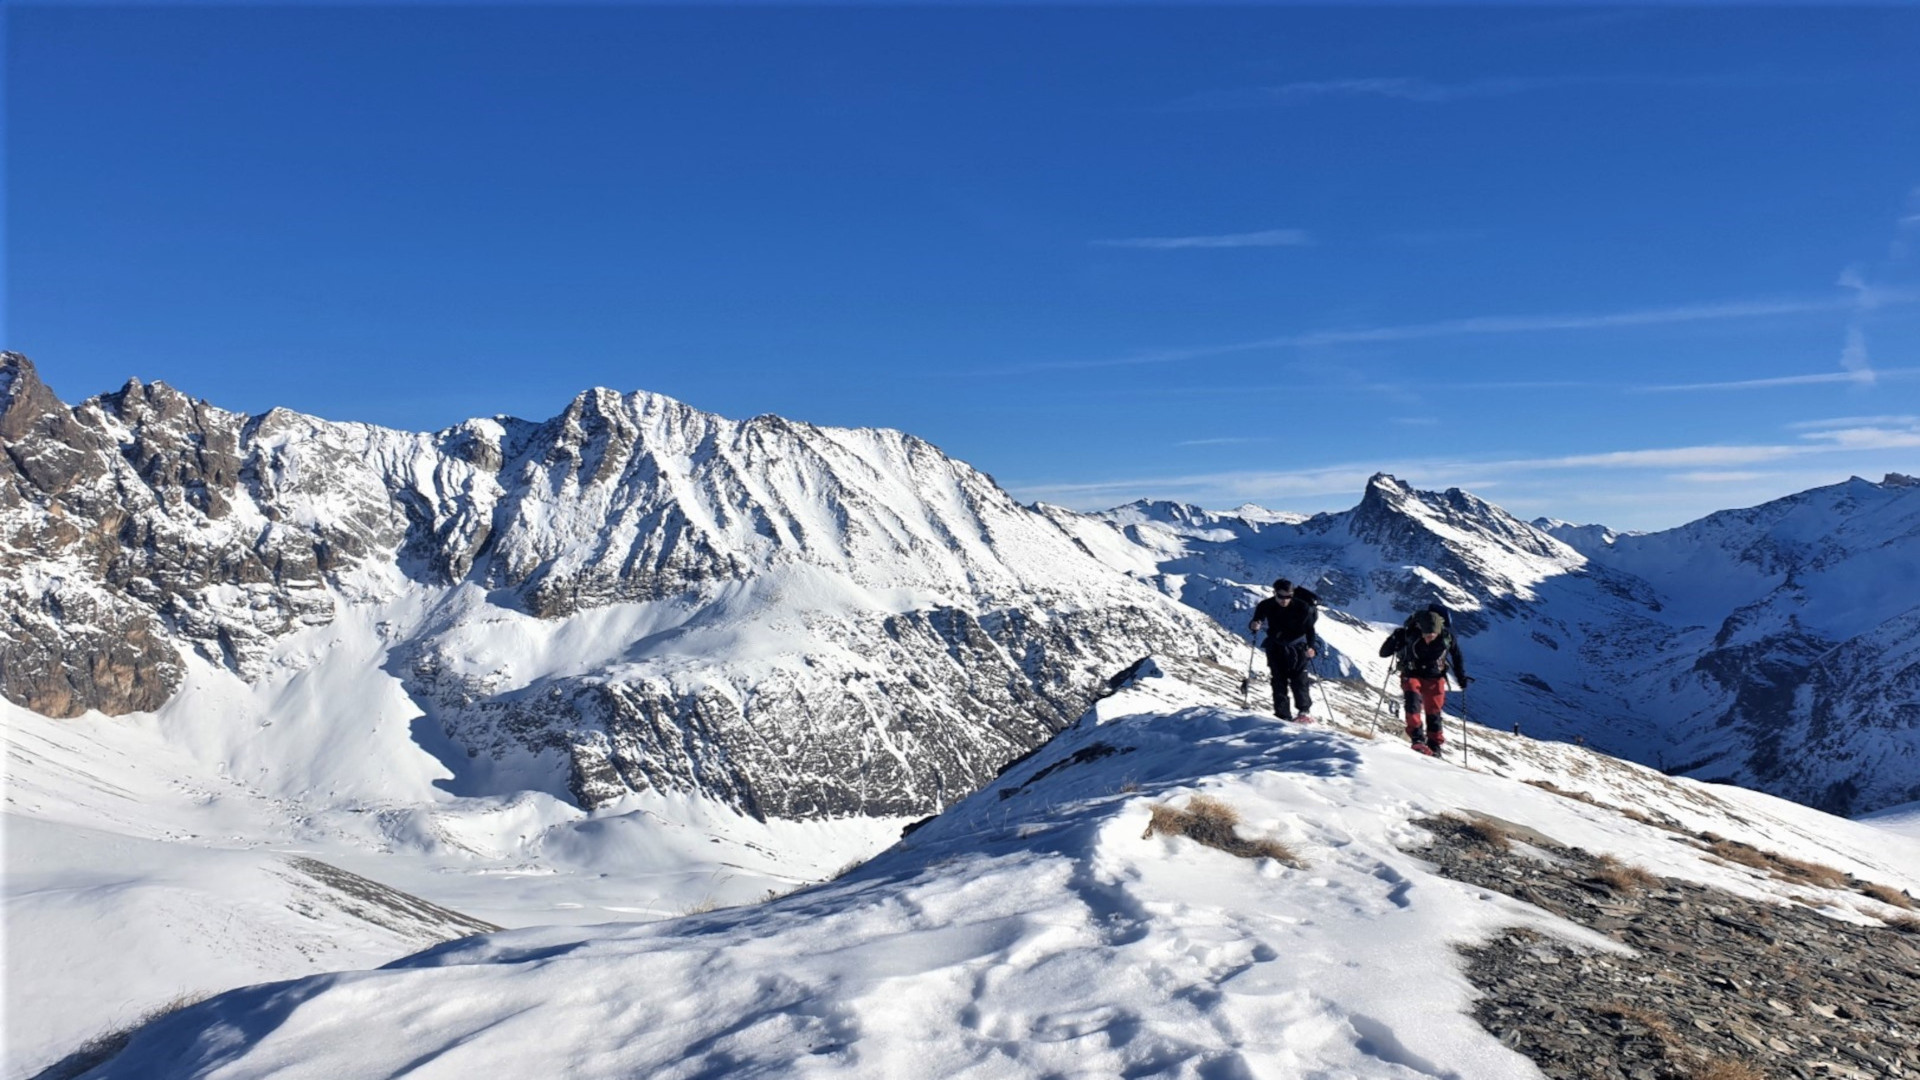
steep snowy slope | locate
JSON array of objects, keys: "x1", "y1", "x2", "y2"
[
  {"x1": 69, "y1": 665, "x2": 1920, "y2": 1080},
  {"x1": 1568, "y1": 475, "x2": 1920, "y2": 812},
  {"x1": 1048, "y1": 472, "x2": 1920, "y2": 815},
  {"x1": 0, "y1": 352, "x2": 1238, "y2": 821}
]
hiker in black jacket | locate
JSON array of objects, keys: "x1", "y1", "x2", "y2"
[
  {"x1": 1247, "y1": 578, "x2": 1319, "y2": 723},
  {"x1": 1379, "y1": 607, "x2": 1470, "y2": 755}
]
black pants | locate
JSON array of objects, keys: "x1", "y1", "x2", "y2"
[{"x1": 1265, "y1": 640, "x2": 1313, "y2": 719}]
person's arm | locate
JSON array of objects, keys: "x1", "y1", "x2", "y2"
[
  {"x1": 1303, "y1": 606, "x2": 1319, "y2": 657},
  {"x1": 1247, "y1": 599, "x2": 1267, "y2": 636},
  {"x1": 1450, "y1": 639, "x2": 1469, "y2": 684},
  {"x1": 1378, "y1": 629, "x2": 1402, "y2": 658}
]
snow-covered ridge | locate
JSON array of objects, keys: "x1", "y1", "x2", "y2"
[
  {"x1": 71, "y1": 667, "x2": 1920, "y2": 1080},
  {"x1": 1062, "y1": 467, "x2": 1920, "y2": 816}
]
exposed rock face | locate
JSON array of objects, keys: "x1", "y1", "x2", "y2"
[
  {"x1": 1415, "y1": 815, "x2": 1920, "y2": 1080},
  {"x1": 1, "y1": 353, "x2": 1238, "y2": 819},
  {"x1": 0, "y1": 355, "x2": 430, "y2": 714}
]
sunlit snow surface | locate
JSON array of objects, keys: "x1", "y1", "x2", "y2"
[
  {"x1": 2, "y1": 657, "x2": 902, "y2": 1080},
  {"x1": 67, "y1": 669, "x2": 1920, "y2": 1080}
]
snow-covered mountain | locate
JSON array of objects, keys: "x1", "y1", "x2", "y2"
[
  {"x1": 1051, "y1": 472, "x2": 1920, "y2": 816},
  {"x1": 60, "y1": 665, "x2": 1920, "y2": 1080},
  {"x1": 11, "y1": 348, "x2": 1920, "y2": 1077},
  {"x1": 0, "y1": 352, "x2": 1238, "y2": 822}
]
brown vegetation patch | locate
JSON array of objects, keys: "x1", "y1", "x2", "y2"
[
  {"x1": 1859, "y1": 881, "x2": 1917, "y2": 910},
  {"x1": 1696, "y1": 834, "x2": 1851, "y2": 890},
  {"x1": 34, "y1": 992, "x2": 211, "y2": 1080},
  {"x1": 1522, "y1": 779, "x2": 1689, "y2": 833},
  {"x1": 1460, "y1": 816, "x2": 1517, "y2": 852},
  {"x1": 1590, "y1": 854, "x2": 1661, "y2": 895},
  {"x1": 1143, "y1": 795, "x2": 1304, "y2": 867}
]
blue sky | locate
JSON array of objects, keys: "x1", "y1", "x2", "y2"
[{"x1": 8, "y1": 4, "x2": 1920, "y2": 531}]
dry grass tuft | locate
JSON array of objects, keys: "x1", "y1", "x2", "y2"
[
  {"x1": 1684, "y1": 1056, "x2": 1767, "y2": 1080},
  {"x1": 1591, "y1": 854, "x2": 1661, "y2": 894},
  {"x1": 1858, "y1": 881, "x2": 1916, "y2": 909},
  {"x1": 1887, "y1": 913, "x2": 1920, "y2": 934},
  {"x1": 1701, "y1": 837, "x2": 1850, "y2": 890},
  {"x1": 1143, "y1": 796, "x2": 1304, "y2": 868},
  {"x1": 1600, "y1": 1000, "x2": 1676, "y2": 1040},
  {"x1": 1523, "y1": 779, "x2": 1687, "y2": 833},
  {"x1": 1460, "y1": 816, "x2": 1516, "y2": 852},
  {"x1": 1600, "y1": 1002, "x2": 1764, "y2": 1080},
  {"x1": 1525, "y1": 778, "x2": 1601, "y2": 806},
  {"x1": 44, "y1": 992, "x2": 212, "y2": 1080}
]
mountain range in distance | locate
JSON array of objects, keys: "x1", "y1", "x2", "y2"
[{"x1": 5, "y1": 349, "x2": 1918, "y2": 819}]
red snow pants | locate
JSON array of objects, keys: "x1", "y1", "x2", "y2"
[{"x1": 1402, "y1": 676, "x2": 1448, "y2": 745}]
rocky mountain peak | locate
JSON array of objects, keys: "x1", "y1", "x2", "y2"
[
  {"x1": 1347, "y1": 472, "x2": 1573, "y2": 565},
  {"x1": 2, "y1": 363, "x2": 1238, "y2": 819}
]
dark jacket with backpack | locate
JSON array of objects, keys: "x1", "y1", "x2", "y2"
[
  {"x1": 1380, "y1": 609, "x2": 1468, "y2": 682},
  {"x1": 1250, "y1": 587, "x2": 1319, "y2": 656}
]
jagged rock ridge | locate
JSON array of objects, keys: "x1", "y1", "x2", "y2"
[{"x1": 0, "y1": 353, "x2": 1238, "y2": 819}]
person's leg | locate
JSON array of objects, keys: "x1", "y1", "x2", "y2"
[
  {"x1": 1266, "y1": 647, "x2": 1292, "y2": 720},
  {"x1": 1402, "y1": 679, "x2": 1425, "y2": 744},
  {"x1": 1288, "y1": 648, "x2": 1314, "y2": 719},
  {"x1": 1419, "y1": 681, "x2": 1449, "y2": 752}
]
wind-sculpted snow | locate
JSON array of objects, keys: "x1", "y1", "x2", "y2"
[
  {"x1": 75, "y1": 668, "x2": 1920, "y2": 1080},
  {"x1": 0, "y1": 353, "x2": 1236, "y2": 820}
]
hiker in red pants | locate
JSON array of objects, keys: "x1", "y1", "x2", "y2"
[{"x1": 1378, "y1": 608, "x2": 1470, "y2": 755}]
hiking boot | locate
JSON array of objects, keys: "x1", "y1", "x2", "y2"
[{"x1": 1294, "y1": 713, "x2": 1315, "y2": 724}]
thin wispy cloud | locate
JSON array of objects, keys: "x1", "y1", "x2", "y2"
[
  {"x1": 1670, "y1": 471, "x2": 1775, "y2": 484},
  {"x1": 1094, "y1": 229, "x2": 1311, "y2": 250},
  {"x1": 1892, "y1": 185, "x2": 1920, "y2": 262},
  {"x1": 1796, "y1": 423, "x2": 1920, "y2": 451},
  {"x1": 1012, "y1": 420, "x2": 1920, "y2": 516},
  {"x1": 987, "y1": 292, "x2": 1902, "y2": 377},
  {"x1": 1168, "y1": 73, "x2": 1773, "y2": 112},
  {"x1": 1635, "y1": 369, "x2": 1900, "y2": 392},
  {"x1": 1787, "y1": 415, "x2": 1919, "y2": 431}
]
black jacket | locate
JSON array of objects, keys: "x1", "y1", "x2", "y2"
[
  {"x1": 1249, "y1": 591, "x2": 1318, "y2": 649},
  {"x1": 1380, "y1": 626, "x2": 1467, "y2": 681}
]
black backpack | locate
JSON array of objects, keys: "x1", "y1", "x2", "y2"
[{"x1": 1398, "y1": 605, "x2": 1455, "y2": 669}]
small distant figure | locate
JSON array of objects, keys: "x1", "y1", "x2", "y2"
[
  {"x1": 1247, "y1": 578, "x2": 1320, "y2": 723},
  {"x1": 1574, "y1": 735, "x2": 1586, "y2": 747},
  {"x1": 1380, "y1": 607, "x2": 1470, "y2": 756},
  {"x1": 1512, "y1": 722, "x2": 1521, "y2": 736}
]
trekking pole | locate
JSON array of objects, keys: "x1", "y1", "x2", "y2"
[
  {"x1": 1370, "y1": 659, "x2": 1398, "y2": 738},
  {"x1": 1237, "y1": 636, "x2": 1258, "y2": 709},
  {"x1": 1456, "y1": 679, "x2": 1471, "y2": 770}
]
